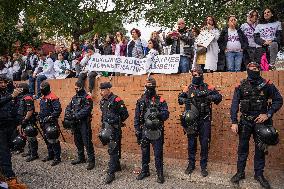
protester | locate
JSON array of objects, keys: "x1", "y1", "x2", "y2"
[
  {"x1": 127, "y1": 28, "x2": 144, "y2": 58},
  {"x1": 10, "y1": 53, "x2": 24, "y2": 81},
  {"x1": 114, "y1": 32, "x2": 127, "y2": 56},
  {"x1": 21, "y1": 47, "x2": 38, "y2": 80},
  {"x1": 69, "y1": 42, "x2": 82, "y2": 77},
  {"x1": 54, "y1": 52, "x2": 72, "y2": 78}
]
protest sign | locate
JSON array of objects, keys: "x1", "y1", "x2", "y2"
[{"x1": 195, "y1": 30, "x2": 215, "y2": 48}]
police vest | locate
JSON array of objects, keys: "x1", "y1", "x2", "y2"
[
  {"x1": 71, "y1": 94, "x2": 90, "y2": 113},
  {"x1": 186, "y1": 84, "x2": 211, "y2": 115},
  {"x1": 141, "y1": 96, "x2": 162, "y2": 129},
  {"x1": 18, "y1": 94, "x2": 34, "y2": 117},
  {"x1": 239, "y1": 79, "x2": 268, "y2": 114},
  {"x1": 100, "y1": 94, "x2": 119, "y2": 123}
]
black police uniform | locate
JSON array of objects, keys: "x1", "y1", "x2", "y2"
[
  {"x1": 65, "y1": 89, "x2": 95, "y2": 166},
  {"x1": 230, "y1": 77, "x2": 283, "y2": 180},
  {"x1": 0, "y1": 78, "x2": 18, "y2": 178},
  {"x1": 39, "y1": 91, "x2": 62, "y2": 164},
  {"x1": 100, "y1": 87, "x2": 129, "y2": 183},
  {"x1": 17, "y1": 93, "x2": 38, "y2": 160},
  {"x1": 178, "y1": 82, "x2": 222, "y2": 175},
  {"x1": 134, "y1": 92, "x2": 169, "y2": 182}
]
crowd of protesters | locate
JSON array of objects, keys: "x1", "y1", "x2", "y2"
[{"x1": 0, "y1": 7, "x2": 283, "y2": 97}]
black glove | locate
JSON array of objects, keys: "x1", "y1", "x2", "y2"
[
  {"x1": 22, "y1": 119, "x2": 28, "y2": 126},
  {"x1": 135, "y1": 130, "x2": 142, "y2": 145}
]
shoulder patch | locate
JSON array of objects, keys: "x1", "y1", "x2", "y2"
[
  {"x1": 208, "y1": 85, "x2": 215, "y2": 90},
  {"x1": 24, "y1": 95, "x2": 33, "y2": 100},
  {"x1": 159, "y1": 97, "x2": 165, "y2": 103},
  {"x1": 86, "y1": 95, "x2": 92, "y2": 100},
  {"x1": 115, "y1": 97, "x2": 122, "y2": 102},
  {"x1": 46, "y1": 92, "x2": 58, "y2": 100}
]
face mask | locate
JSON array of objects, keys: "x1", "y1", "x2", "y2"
[
  {"x1": 145, "y1": 86, "x2": 156, "y2": 97},
  {"x1": 76, "y1": 88, "x2": 84, "y2": 95},
  {"x1": 40, "y1": 88, "x2": 50, "y2": 96},
  {"x1": 192, "y1": 76, "x2": 203, "y2": 85},
  {"x1": 247, "y1": 69, "x2": 260, "y2": 80}
]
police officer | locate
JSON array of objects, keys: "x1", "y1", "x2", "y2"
[
  {"x1": 64, "y1": 81, "x2": 95, "y2": 170},
  {"x1": 38, "y1": 81, "x2": 62, "y2": 166},
  {"x1": 0, "y1": 74, "x2": 22, "y2": 179},
  {"x1": 16, "y1": 83, "x2": 39, "y2": 162},
  {"x1": 230, "y1": 62, "x2": 283, "y2": 189},
  {"x1": 178, "y1": 67, "x2": 222, "y2": 177},
  {"x1": 99, "y1": 82, "x2": 129, "y2": 184},
  {"x1": 134, "y1": 77, "x2": 169, "y2": 184}
]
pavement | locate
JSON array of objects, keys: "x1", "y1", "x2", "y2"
[{"x1": 12, "y1": 140, "x2": 284, "y2": 189}]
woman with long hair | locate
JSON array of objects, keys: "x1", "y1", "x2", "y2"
[
  {"x1": 69, "y1": 42, "x2": 82, "y2": 77},
  {"x1": 254, "y1": 8, "x2": 282, "y2": 70},
  {"x1": 113, "y1": 31, "x2": 127, "y2": 56}
]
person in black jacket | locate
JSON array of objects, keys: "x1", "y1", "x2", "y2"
[
  {"x1": 218, "y1": 15, "x2": 248, "y2": 72},
  {"x1": 65, "y1": 81, "x2": 95, "y2": 170}
]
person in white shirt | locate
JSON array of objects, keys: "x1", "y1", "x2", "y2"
[
  {"x1": 29, "y1": 52, "x2": 55, "y2": 98},
  {"x1": 240, "y1": 10, "x2": 261, "y2": 66},
  {"x1": 145, "y1": 39, "x2": 160, "y2": 72},
  {"x1": 78, "y1": 45, "x2": 101, "y2": 95},
  {"x1": 218, "y1": 15, "x2": 248, "y2": 72},
  {"x1": 254, "y1": 8, "x2": 282, "y2": 69},
  {"x1": 54, "y1": 52, "x2": 71, "y2": 78},
  {"x1": 201, "y1": 16, "x2": 220, "y2": 72}
]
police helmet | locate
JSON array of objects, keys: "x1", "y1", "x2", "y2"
[
  {"x1": 24, "y1": 124, "x2": 38, "y2": 138},
  {"x1": 255, "y1": 124, "x2": 279, "y2": 146},
  {"x1": 98, "y1": 122, "x2": 113, "y2": 145},
  {"x1": 181, "y1": 105, "x2": 199, "y2": 134},
  {"x1": 46, "y1": 125, "x2": 60, "y2": 140},
  {"x1": 13, "y1": 135, "x2": 26, "y2": 150}
]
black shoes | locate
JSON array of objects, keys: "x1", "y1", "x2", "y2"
[
  {"x1": 184, "y1": 164, "x2": 195, "y2": 175},
  {"x1": 136, "y1": 171, "x2": 150, "y2": 180},
  {"x1": 26, "y1": 156, "x2": 39, "y2": 162},
  {"x1": 157, "y1": 173, "x2": 165, "y2": 184},
  {"x1": 115, "y1": 163, "x2": 122, "y2": 172},
  {"x1": 42, "y1": 156, "x2": 54, "y2": 162},
  {"x1": 51, "y1": 159, "x2": 61, "y2": 166},
  {"x1": 201, "y1": 168, "x2": 208, "y2": 177},
  {"x1": 231, "y1": 172, "x2": 245, "y2": 184},
  {"x1": 71, "y1": 159, "x2": 86, "y2": 165},
  {"x1": 254, "y1": 175, "x2": 271, "y2": 189},
  {"x1": 105, "y1": 173, "x2": 115, "y2": 184},
  {"x1": 86, "y1": 161, "x2": 95, "y2": 170}
]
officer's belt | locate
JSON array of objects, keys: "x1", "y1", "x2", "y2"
[{"x1": 241, "y1": 114, "x2": 257, "y2": 122}]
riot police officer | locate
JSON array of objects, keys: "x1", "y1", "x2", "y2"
[
  {"x1": 134, "y1": 77, "x2": 169, "y2": 184},
  {"x1": 99, "y1": 82, "x2": 129, "y2": 184},
  {"x1": 178, "y1": 67, "x2": 222, "y2": 177},
  {"x1": 0, "y1": 74, "x2": 22, "y2": 179},
  {"x1": 64, "y1": 81, "x2": 95, "y2": 170},
  {"x1": 230, "y1": 62, "x2": 283, "y2": 189},
  {"x1": 16, "y1": 83, "x2": 39, "y2": 162},
  {"x1": 38, "y1": 81, "x2": 62, "y2": 166}
]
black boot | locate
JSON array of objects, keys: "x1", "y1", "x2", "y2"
[
  {"x1": 184, "y1": 164, "x2": 195, "y2": 175},
  {"x1": 157, "y1": 172, "x2": 165, "y2": 184},
  {"x1": 71, "y1": 158, "x2": 86, "y2": 165},
  {"x1": 136, "y1": 171, "x2": 150, "y2": 180},
  {"x1": 115, "y1": 162, "x2": 122, "y2": 172},
  {"x1": 231, "y1": 172, "x2": 245, "y2": 184},
  {"x1": 254, "y1": 175, "x2": 271, "y2": 189},
  {"x1": 21, "y1": 152, "x2": 31, "y2": 157},
  {"x1": 86, "y1": 161, "x2": 95, "y2": 170},
  {"x1": 42, "y1": 156, "x2": 54, "y2": 162},
  {"x1": 51, "y1": 159, "x2": 61, "y2": 166},
  {"x1": 201, "y1": 168, "x2": 208, "y2": 177},
  {"x1": 26, "y1": 155, "x2": 39, "y2": 162},
  {"x1": 105, "y1": 173, "x2": 115, "y2": 184}
]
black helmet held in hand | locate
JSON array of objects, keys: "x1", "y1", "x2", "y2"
[
  {"x1": 98, "y1": 122, "x2": 113, "y2": 145},
  {"x1": 62, "y1": 119, "x2": 76, "y2": 130},
  {"x1": 46, "y1": 125, "x2": 60, "y2": 143},
  {"x1": 255, "y1": 123, "x2": 279, "y2": 146},
  {"x1": 13, "y1": 135, "x2": 26, "y2": 150},
  {"x1": 24, "y1": 124, "x2": 38, "y2": 138},
  {"x1": 181, "y1": 104, "x2": 199, "y2": 134}
]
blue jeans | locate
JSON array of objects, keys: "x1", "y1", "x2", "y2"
[
  {"x1": 29, "y1": 75, "x2": 47, "y2": 97},
  {"x1": 225, "y1": 51, "x2": 243, "y2": 72},
  {"x1": 179, "y1": 55, "x2": 190, "y2": 73}
]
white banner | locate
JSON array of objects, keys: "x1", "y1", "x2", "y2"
[{"x1": 87, "y1": 55, "x2": 180, "y2": 75}]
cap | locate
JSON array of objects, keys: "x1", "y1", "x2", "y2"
[{"x1": 100, "y1": 82, "x2": 112, "y2": 89}]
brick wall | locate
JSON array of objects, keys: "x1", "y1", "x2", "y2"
[{"x1": 35, "y1": 71, "x2": 284, "y2": 171}]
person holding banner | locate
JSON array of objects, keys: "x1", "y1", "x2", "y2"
[
  {"x1": 145, "y1": 39, "x2": 160, "y2": 72},
  {"x1": 127, "y1": 28, "x2": 145, "y2": 59}
]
